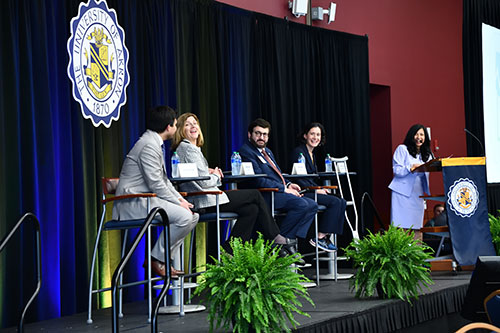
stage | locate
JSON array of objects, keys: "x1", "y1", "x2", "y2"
[{"x1": 0, "y1": 269, "x2": 471, "y2": 332}]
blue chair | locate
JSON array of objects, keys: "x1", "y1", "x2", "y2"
[
  {"x1": 87, "y1": 178, "x2": 165, "y2": 324},
  {"x1": 455, "y1": 322, "x2": 500, "y2": 333},
  {"x1": 485, "y1": 289, "x2": 500, "y2": 328}
]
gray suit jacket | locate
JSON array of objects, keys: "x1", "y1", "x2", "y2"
[
  {"x1": 175, "y1": 139, "x2": 229, "y2": 209},
  {"x1": 112, "y1": 130, "x2": 183, "y2": 220}
]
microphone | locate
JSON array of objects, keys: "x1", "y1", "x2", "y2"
[
  {"x1": 433, "y1": 139, "x2": 440, "y2": 158},
  {"x1": 464, "y1": 128, "x2": 485, "y2": 157}
]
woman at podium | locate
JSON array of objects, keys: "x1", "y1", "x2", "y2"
[{"x1": 389, "y1": 124, "x2": 432, "y2": 238}]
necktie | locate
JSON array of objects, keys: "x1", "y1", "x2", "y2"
[
  {"x1": 161, "y1": 144, "x2": 167, "y2": 174},
  {"x1": 261, "y1": 149, "x2": 286, "y2": 187}
]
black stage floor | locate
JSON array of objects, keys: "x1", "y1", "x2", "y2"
[{"x1": 1, "y1": 269, "x2": 472, "y2": 333}]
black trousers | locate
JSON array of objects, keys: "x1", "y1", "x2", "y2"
[{"x1": 205, "y1": 189, "x2": 280, "y2": 246}]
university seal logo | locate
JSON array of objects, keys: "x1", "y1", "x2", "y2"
[
  {"x1": 67, "y1": 0, "x2": 129, "y2": 127},
  {"x1": 447, "y1": 178, "x2": 479, "y2": 218}
]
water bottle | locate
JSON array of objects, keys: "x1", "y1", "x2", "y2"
[
  {"x1": 325, "y1": 154, "x2": 333, "y2": 172},
  {"x1": 231, "y1": 152, "x2": 241, "y2": 175},
  {"x1": 171, "y1": 152, "x2": 180, "y2": 178},
  {"x1": 236, "y1": 152, "x2": 242, "y2": 174},
  {"x1": 298, "y1": 153, "x2": 306, "y2": 164}
]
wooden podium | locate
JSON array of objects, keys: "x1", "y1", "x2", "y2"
[
  {"x1": 413, "y1": 158, "x2": 446, "y2": 202},
  {"x1": 412, "y1": 158, "x2": 443, "y2": 173}
]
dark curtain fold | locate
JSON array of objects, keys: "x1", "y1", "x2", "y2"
[
  {"x1": 463, "y1": 0, "x2": 500, "y2": 213},
  {"x1": 1, "y1": 0, "x2": 370, "y2": 327}
]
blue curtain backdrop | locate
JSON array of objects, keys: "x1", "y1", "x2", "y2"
[
  {"x1": 0, "y1": 0, "x2": 371, "y2": 327},
  {"x1": 0, "y1": 0, "x2": 179, "y2": 326}
]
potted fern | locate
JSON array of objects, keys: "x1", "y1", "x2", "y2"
[
  {"x1": 193, "y1": 234, "x2": 314, "y2": 332},
  {"x1": 489, "y1": 210, "x2": 500, "y2": 255},
  {"x1": 344, "y1": 225, "x2": 434, "y2": 302}
]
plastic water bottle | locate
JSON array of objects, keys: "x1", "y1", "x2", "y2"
[
  {"x1": 298, "y1": 153, "x2": 306, "y2": 164},
  {"x1": 171, "y1": 152, "x2": 180, "y2": 178},
  {"x1": 231, "y1": 152, "x2": 241, "y2": 175},
  {"x1": 236, "y1": 152, "x2": 242, "y2": 174},
  {"x1": 325, "y1": 154, "x2": 333, "y2": 172}
]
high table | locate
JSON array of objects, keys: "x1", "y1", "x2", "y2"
[
  {"x1": 317, "y1": 171, "x2": 357, "y2": 186},
  {"x1": 282, "y1": 173, "x2": 319, "y2": 180},
  {"x1": 170, "y1": 176, "x2": 210, "y2": 185},
  {"x1": 157, "y1": 175, "x2": 210, "y2": 316},
  {"x1": 222, "y1": 173, "x2": 267, "y2": 190}
]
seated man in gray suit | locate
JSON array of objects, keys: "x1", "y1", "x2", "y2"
[{"x1": 112, "y1": 106, "x2": 199, "y2": 278}]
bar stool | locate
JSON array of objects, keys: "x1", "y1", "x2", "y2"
[
  {"x1": 155, "y1": 190, "x2": 238, "y2": 316},
  {"x1": 87, "y1": 178, "x2": 164, "y2": 324}
]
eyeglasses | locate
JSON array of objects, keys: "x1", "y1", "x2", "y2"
[{"x1": 253, "y1": 131, "x2": 269, "y2": 138}]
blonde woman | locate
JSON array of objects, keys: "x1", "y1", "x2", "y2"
[{"x1": 172, "y1": 113, "x2": 295, "y2": 259}]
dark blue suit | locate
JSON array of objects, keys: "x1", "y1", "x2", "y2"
[
  {"x1": 239, "y1": 141, "x2": 317, "y2": 239},
  {"x1": 290, "y1": 144, "x2": 346, "y2": 235}
]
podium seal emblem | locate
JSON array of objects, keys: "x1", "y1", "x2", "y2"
[
  {"x1": 447, "y1": 178, "x2": 479, "y2": 218},
  {"x1": 67, "y1": 0, "x2": 129, "y2": 127}
]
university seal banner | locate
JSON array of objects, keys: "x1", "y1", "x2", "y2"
[
  {"x1": 67, "y1": 0, "x2": 130, "y2": 127},
  {"x1": 442, "y1": 157, "x2": 495, "y2": 265}
]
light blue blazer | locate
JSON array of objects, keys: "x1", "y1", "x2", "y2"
[{"x1": 388, "y1": 144, "x2": 430, "y2": 197}]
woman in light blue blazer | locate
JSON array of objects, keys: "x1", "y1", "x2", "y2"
[{"x1": 389, "y1": 124, "x2": 433, "y2": 233}]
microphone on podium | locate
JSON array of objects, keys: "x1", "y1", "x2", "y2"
[
  {"x1": 464, "y1": 128, "x2": 485, "y2": 157},
  {"x1": 432, "y1": 139, "x2": 440, "y2": 159}
]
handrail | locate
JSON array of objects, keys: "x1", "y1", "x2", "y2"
[
  {"x1": 360, "y1": 192, "x2": 386, "y2": 236},
  {"x1": 151, "y1": 208, "x2": 171, "y2": 333},
  {"x1": 110, "y1": 207, "x2": 170, "y2": 333},
  {"x1": 0, "y1": 212, "x2": 42, "y2": 333}
]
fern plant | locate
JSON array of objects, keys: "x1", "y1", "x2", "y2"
[
  {"x1": 194, "y1": 234, "x2": 314, "y2": 333},
  {"x1": 489, "y1": 210, "x2": 500, "y2": 255},
  {"x1": 344, "y1": 225, "x2": 434, "y2": 303}
]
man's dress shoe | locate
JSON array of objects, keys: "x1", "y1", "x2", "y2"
[
  {"x1": 144, "y1": 259, "x2": 184, "y2": 279},
  {"x1": 272, "y1": 243, "x2": 290, "y2": 259},
  {"x1": 283, "y1": 240, "x2": 306, "y2": 266}
]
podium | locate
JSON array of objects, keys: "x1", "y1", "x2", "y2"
[{"x1": 414, "y1": 157, "x2": 495, "y2": 266}]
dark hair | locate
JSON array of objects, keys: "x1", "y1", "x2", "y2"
[
  {"x1": 403, "y1": 124, "x2": 432, "y2": 161},
  {"x1": 433, "y1": 203, "x2": 445, "y2": 212},
  {"x1": 248, "y1": 118, "x2": 271, "y2": 134},
  {"x1": 146, "y1": 106, "x2": 177, "y2": 133},
  {"x1": 299, "y1": 122, "x2": 326, "y2": 146}
]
